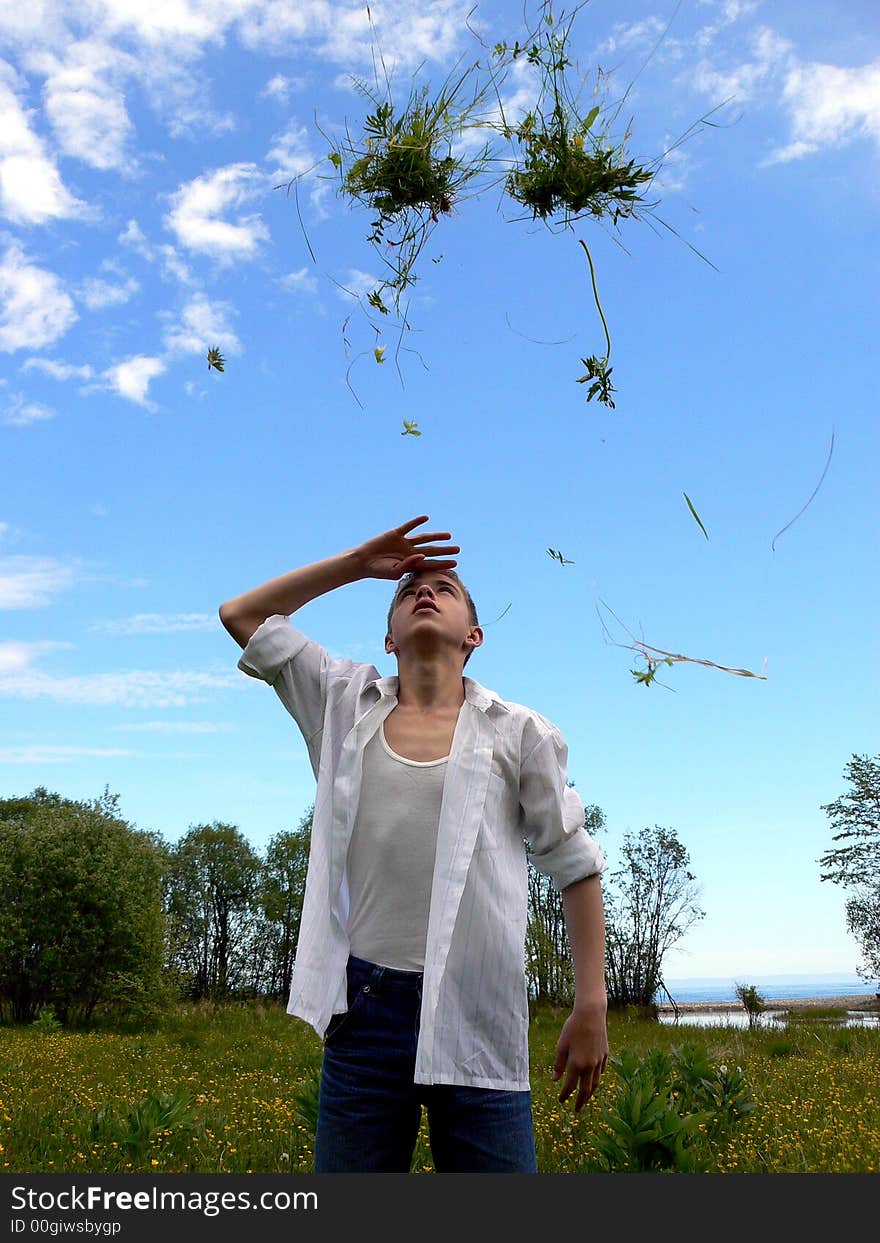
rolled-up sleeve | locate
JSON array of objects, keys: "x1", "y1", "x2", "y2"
[
  {"x1": 237, "y1": 615, "x2": 365, "y2": 766},
  {"x1": 519, "y1": 725, "x2": 607, "y2": 891}
]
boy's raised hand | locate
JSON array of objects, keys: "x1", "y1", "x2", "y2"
[{"x1": 354, "y1": 515, "x2": 460, "y2": 581}]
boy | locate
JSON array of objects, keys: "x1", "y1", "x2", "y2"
[{"x1": 219, "y1": 515, "x2": 608, "y2": 1173}]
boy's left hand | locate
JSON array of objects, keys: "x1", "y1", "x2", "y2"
[{"x1": 552, "y1": 1008, "x2": 609, "y2": 1111}]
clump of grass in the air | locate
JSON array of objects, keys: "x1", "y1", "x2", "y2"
[
  {"x1": 493, "y1": 6, "x2": 655, "y2": 407},
  {"x1": 324, "y1": 58, "x2": 494, "y2": 316}
]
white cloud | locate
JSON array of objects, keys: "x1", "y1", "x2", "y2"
[
  {"x1": 165, "y1": 163, "x2": 269, "y2": 260},
  {"x1": 267, "y1": 121, "x2": 317, "y2": 180},
  {"x1": 0, "y1": 67, "x2": 87, "y2": 224},
  {"x1": 162, "y1": 293, "x2": 240, "y2": 356},
  {"x1": 0, "y1": 521, "x2": 24, "y2": 545},
  {"x1": 119, "y1": 218, "x2": 153, "y2": 257},
  {"x1": 3, "y1": 1, "x2": 468, "y2": 73},
  {"x1": 697, "y1": 0, "x2": 760, "y2": 21},
  {"x1": 164, "y1": 95, "x2": 236, "y2": 141},
  {"x1": 22, "y1": 357, "x2": 94, "y2": 380},
  {"x1": 691, "y1": 27, "x2": 792, "y2": 103},
  {"x1": 280, "y1": 267, "x2": 318, "y2": 294},
  {"x1": 652, "y1": 144, "x2": 691, "y2": 194},
  {"x1": 0, "y1": 557, "x2": 79, "y2": 608},
  {"x1": 92, "y1": 612, "x2": 220, "y2": 635},
  {"x1": 0, "y1": 242, "x2": 77, "y2": 353},
  {"x1": 336, "y1": 268, "x2": 381, "y2": 301},
  {"x1": 98, "y1": 0, "x2": 238, "y2": 47},
  {"x1": 0, "y1": 5, "x2": 70, "y2": 50},
  {"x1": 0, "y1": 666, "x2": 240, "y2": 707},
  {"x1": 158, "y1": 245, "x2": 195, "y2": 285},
  {"x1": 102, "y1": 354, "x2": 166, "y2": 407},
  {"x1": 0, "y1": 639, "x2": 71, "y2": 673},
  {"x1": 3, "y1": 393, "x2": 56, "y2": 425},
  {"x1": 80, "y1": 275, "x2": 139, "y2": 309},
  {"x1": 39, "y1": 39, "x2": 134, "y2": 171},
  {"x1": 119, "y1": 222, "x2": 195, "y2": 284},
  {"x1": 0, "y1": 744, "x2": 137, "y2": 763},
  {"x1": 465, "y1": 53, "x2": 537, "y2": 154},
  {"x1": 687, "y1": 21, "x2": 880, "y2": 166},
  {"x1": 692, "y1": 0, "x2": 760, "y2": 52},
  {"x1": 267, "y1": 121, "x2": 329, "y2": 217},
  {"x1": 239, "y1": 0, "x2": 469, "y2": 71},
  {"x1": 112, "y1": 720, "x2": 233, "y2": 733},
  {"x1": 261, "y1": 73, "x2": 305, "y2": 102},
  {"x1": 763, "y1": 139, "x2": 816, "y2": 165},
  {"x1": 768, "y1": 59, "x2": 880, "y2": 163},
  {"x1": 596, "y1": 17, "x2": 667, "y2": 57}
]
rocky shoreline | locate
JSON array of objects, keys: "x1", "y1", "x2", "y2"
[{"x1": 657, "y1": 994, "x2": 880, "y2": 1014}]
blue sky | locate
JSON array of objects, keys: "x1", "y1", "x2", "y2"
[{"x1": 1, "y1": 0, "x2": 878, "y2": 981}]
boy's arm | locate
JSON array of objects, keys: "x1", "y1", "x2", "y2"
[
  {"x1": 218, "y1": 515, "x2": 460, "y2": 648},
  {"x1": 219, "y1": 549, "x2": 365, "y2": 648},
  {"x1": 552, "y1": 874, "x2": 609, "y2": 1112}
]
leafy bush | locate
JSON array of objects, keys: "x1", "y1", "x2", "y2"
[
  {"x1": 80, "y1": 1090, "x2": 203, "y2": 1171},
  {"x1": 30, "y1": 1005, "x2": 62, "y2": 1034},
  {"x1": 291, "y1": 1060, "x2": 323, "y2": 1144},
  {"x1": 735, "y1": 981, "x2": 767, "y2": 1030},
  {"x1": 591, "y1": 1042, "x2": 754, "y2": 1172}
]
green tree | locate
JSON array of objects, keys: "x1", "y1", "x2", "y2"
[
  {"x1": 603, "y1": 825, "x2": 704, "y2": 1012},
  {"x1": 0, "y1": 786, "x2": 167, "y2": 1025},
  {"x1": 735, "y1": 981, "x2": 766, "y2": 1030},
  {"x1": 164, "y1": 823, "x2": 260, "y2": 1000},
  {"x1": 525, "y1": 796, "x2": 604, "y2": 1006},
  {"x1": 818, "y1": 753, "x2": 880, "y2": 981},
  {"x1": 254, "y1": 807, "x2": 312, "y2": 999}
]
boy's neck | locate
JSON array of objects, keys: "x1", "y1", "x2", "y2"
[{"x1": 395, "y1": 653, "x2": 466, "y2": 712}]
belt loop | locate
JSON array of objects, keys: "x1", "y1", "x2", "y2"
[{"x1": 370, "y1": 964, "x2": 385, "y2": 994}]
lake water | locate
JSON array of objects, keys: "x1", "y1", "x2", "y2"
[
  {"x1": 657, "y1": 979, "x2": 879, "y2": 1004},
  {"x1": 658, "y1": 1010, "x2": 879, "y2": 1030},
  {"x1": 654, "y1": 977, "x2": 879, "y2": 1028}
]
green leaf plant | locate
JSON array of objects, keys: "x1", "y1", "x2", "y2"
[{"x1": 591, "y1": 1044, "x2": 754, "y2": 1172}]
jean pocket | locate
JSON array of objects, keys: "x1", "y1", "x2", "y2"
[{"x1": 323, "y1": 977, "x2": 372, "y2": 1045}]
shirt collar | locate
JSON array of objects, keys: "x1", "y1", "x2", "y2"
[{"x1": 370, "y1": 674, "x2": 506, "y2": 715}]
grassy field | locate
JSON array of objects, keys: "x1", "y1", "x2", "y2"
[{"x1": 1, "y1": 1001, "x2": 878, "y2": 1174}]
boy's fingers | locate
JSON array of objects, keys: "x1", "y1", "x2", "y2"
[
  {"x1": 554, "y1": 1054, "x2": 581, "y2": 1103},
  {"x1": 399, "y1": 515, "x2": 430, "y2": 532},
  {"x1": 557, "y1": 1066, "x2": 579, "y2": 1103},
  {"x1": 409, "y1": 532, "x2": 454, "y2": 545}
]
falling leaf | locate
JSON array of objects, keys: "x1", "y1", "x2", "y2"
[
  {"x1": 401, "y1": 419, "x2": 421, "y2": 437},
  {"x1": 206, "y1": 347, "x2": 225, "y2": 373},
  {"x1": 683, "y1": 492, "x2": 709, "y2": 540},
  {"x1": 374, "y1": 346, "x2": 386, "y2": 364}
]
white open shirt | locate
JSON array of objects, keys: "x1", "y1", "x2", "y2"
[{"x1": 238, "y1": 615, "x2": 606, "y2": 1091}]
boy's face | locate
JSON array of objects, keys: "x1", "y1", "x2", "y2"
[{"x1": 385, "y1": 571, "x2": 481, "y2": 664}]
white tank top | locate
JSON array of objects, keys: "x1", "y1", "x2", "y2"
[{"x1": 345, "y1": 722, "x2": 447, "y2": 971}]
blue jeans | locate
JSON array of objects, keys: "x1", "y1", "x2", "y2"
[{"x1": 314, "y1": 955, "x2": 537, "y2": 1173}]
